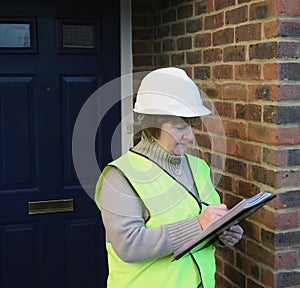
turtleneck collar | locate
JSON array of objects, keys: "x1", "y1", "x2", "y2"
[{"x1": 132, "y1": 134, "x2": 183, "y2": 165}]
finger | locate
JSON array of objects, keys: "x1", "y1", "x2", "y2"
[{"x1": 229, "y1": 225, "x2": 244, "y2": 234}]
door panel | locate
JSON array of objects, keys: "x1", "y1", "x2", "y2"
[
  {"x1": 1, "y1": 223, "x2": 39, "y2": 287},
  {"x1": 0, "y1": 1, "x2": 120, "y2": 287},
  {"x1": 0, "y1": 76, "x2": 36, "y2": 190}
]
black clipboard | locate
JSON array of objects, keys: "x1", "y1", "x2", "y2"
[{"x1": 173, "y1": 191, "x2": 276, "y2": 260}]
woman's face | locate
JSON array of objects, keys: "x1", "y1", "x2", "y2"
[{"x1": 155, "y1": 119, "x2": 195, "y2": 156}]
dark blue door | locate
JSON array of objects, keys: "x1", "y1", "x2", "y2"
[{"x1": 0, "y1": 1, "x2": 120, "y2": 287}]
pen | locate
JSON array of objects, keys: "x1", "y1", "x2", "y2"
[{"x1": 200, "y1": 200, "x2": 211, "y2": 206}]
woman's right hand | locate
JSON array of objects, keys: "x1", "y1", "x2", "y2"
[{"x1": 197, "y1": 204, "x2": 228, "y2": 230}]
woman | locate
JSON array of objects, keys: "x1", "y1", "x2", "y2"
[{"x1": 95, "y1": 67, "x2": 243, "y2": 288}]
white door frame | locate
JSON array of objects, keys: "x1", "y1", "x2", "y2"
[{"x1": 120, "y1": 0, "x2": 133, "y2": 154}]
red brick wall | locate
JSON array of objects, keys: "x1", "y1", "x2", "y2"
[{"x1": 132, "y1": 0, "x2": 300, "y2": 287}]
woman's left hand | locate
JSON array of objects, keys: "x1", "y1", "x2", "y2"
[{"x1": 219, "y1": 224, "x2": 244, "y2": 246}]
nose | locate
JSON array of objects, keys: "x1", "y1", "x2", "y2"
[{"x1": 183, "y1": 125, "x2": 194, "y2": 141}]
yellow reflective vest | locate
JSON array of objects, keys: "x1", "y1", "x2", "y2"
[{"x1": 95, "y1": 151, "x2": 221, "y2": 288}]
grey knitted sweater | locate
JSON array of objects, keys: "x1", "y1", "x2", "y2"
[{"x1": 99, "y1": 135, "x2": 205, "y2": 262}]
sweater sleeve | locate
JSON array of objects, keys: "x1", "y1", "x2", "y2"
[{"x1": 98, "y1": 167, "x2": 203, "y2": 262}]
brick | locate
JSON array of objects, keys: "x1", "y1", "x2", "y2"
[
  {"x1": 250, "y1": 164, "x2": 276, "y2": 186},
  {"x1": 250, "y1": 0, "x2": 278, "y2": 20},
  {"x1": 275, "y1": 231, "x2": 300, "y2": 248},
  {"x1": 275, "y1": 251, "x2": 297, "y2": 269},
  {"x1": 211, "y1": 136, "x2": 231, "y2": 156},
  {"x1": 216, "y1": 245, "x2": 234, "y2": 263},
  {"x1": 263, "y1": 63, "x2": 278, "y2": 80},
  {"x1": 236, "y1": 103, "x2": 261, "y2": 121},
  {"x1": 215, "y1": 274, "x2": 232, "y2": 288},
  {"x1": 235, "y1": 141, "x2": 262, "y2": 162},
  {"x1": 264, "y1": 105, "x2": 300, "y2": 125},
  {"x1": 195, "y1": 133, "x2": 211, "y2": 149},
  {"x1": 280, "y1": 21, "x2": 300, "y2": 37},
  {"x1": 162, "y1": 38, "x2": 175, "y2": 51},
  {"x1": 203, "y1": 48, "x2": 222, "y2": 63},
  {"x1": 225, "y1": 158, "x2": 247, "y2": 177},
  {"x1": 171, "y1": 22, "x2": 185, "y2": 36},
  {"x1": 261, "y1": 229, "x2": 275, "y2": 248},
  {"x1": 210, "y1": 150, "x2": 225, "y2": 170},
  {"x1": 171, "y1": 53, "x2": 184, "y2": 65},
  {"x1": 186, "y1": 51, "x2": 202, "y2": 64},
  {"x1": 214, "y1": 101, "x2": 234, "y2": 117},
  {"x1": 133, "y1": 28, "x2": 153, "y2": 41},
  {"x1": 132, "y1": 14, "x2": 153, "y2": 27},
  {"x1": 213, "y1": 28, "x2": 234, "y2": 46},
  {"x1": 288, "y1": 149, "x2": 300, "y2": 165},
  {"x1": 280, "y1": 64, "x2": 300, "y2": 85},
  {"x1": 194, "y1": 33, "x2": 211, "y2": 48},
  {"x1": 275, "y1": 212, "x2": 299, "y2": 229},
  {"x1": 279, "y1": 41, "x2": 300, "y2": 59},
  {"x1": 132, "y1": 41, "x2": 152, "y2": 54},
  {"x1": 153, "y1": 41, "x2": 161, "y2": 53},
  {"x1": 223, "y1": 120, "x2": 247, "y2": 139},
  {"x1": 254, "y1": 207, "x2": 276, "y2": 229},
  {"x1": 132, "y1": 0, "x2": 153, "y2": 14},
  {"x1": 204, "y1": 12, "x2": 224, "y2": 30},
  {"x1": 207, "y1": 0, "x2": 214, "y2": 12},
  {"x1": 279, "y1": 0, "x2": 300, "y2": 16},
  {"x1": 276, "y1": 271, "x2": 300, "y2": 287},
  {"x1": 236, "y1": 180, "x2": 261, "y2": 197},
  {"x1": 249, "y1": 85, "x2": 278, "y2": 101},
  {"x1": 225, "y1": 6, "x2": 248, "y2": 25},
  {"x1": 177, "y1": 3, "x2": 193, "y2": 19},
  {"x1": 177, "y1": 36, "x2": 192, "y2": 50},
  {"x1": 278, "y1": 84, "x2": 300, "y2": 101},
  {"x1": 263, "y1": 148, "x2": 288, "y2": 166},
  {"x1": 236, "y1": 253, "x2": 260, "y2": 280},
  {"x1": 186, "y1": 17, "x2": 203, "y2": 33},
  {"x1": 223, "y1": 83, "x2": 247, "y2": 100},
  {"x1": 153, "y1": 13, "x2": 161, "y2": 26},
  {"x1": 213, "y1": 65, "x2": 233, "y2": 80},
  {"x1": 224, "y1": 264, "x2": 246, "y2": 287},
  {"x1": 133, "y1": 55, "x2": 153, "y2": 66},
  {"x1": 248, "y1": 240, "x2": 275, "y2": 268},
  {"x1": 246, "y1": 279, "x2": 264, "y2": 288},
  {"x1": 215, "y1": 173, "x2": 233, "y2": 191},
  {"x1": 202, "y1": 116, "x2": 227, "y2": 135},
  {"x1": 277, "y1": 189, "x2": 300, "y2": 208},
  {"x1": 170, "y1": 0, "x2": 182, "y2": 7},
  {"x1": 202, "y1": 84, "x2": 221, "y2": 98},
  {"x1": 215, "y1": 0, "x2": 235, "y2": 10},
  {"x1": 155, "y1": 54, "x2": 170, "y2": 66},
  {"x1": 248, "y1": 123, "x2": 278, "y2": 144},
  {"x1": 264, "y1": 20, "x2": 280, "y2": 38},
  {"x1": 194, "y1": 66, "x2": 211, "y2": 79},
  {"x1": 162, "y1": 9, "x2": 176, "y2": 23},
  {"x1": 235, "y1": 64, "x2": 261, "y2": 80},
  {"x1": 261, "y1": 268, "x2": 275, "y2": 288},
  {"x1": 243, "y1": 220, "x2": 263, "y2": 242},
  {"x1": 224, "y1": 45, "x2": 246, "y2": 62},
  {"x1": 236, "y1": 23, "x2": 261, "y2": 42},
  {"x1": 249, "y1": 42, "x2": 278, "y2": 60},
  {"x1": 157, "y1": 25, "x2": 170, "y2": 38},
  {"x1": 277, "y1": 170, "x2": 300, "y2": 188},
  {"x1": 195, "y1": 1, "x2": 208, "y2": 15},
  {"x1": 224, "y1": 137, "x2": 237, "y2": 156},
  {"x1": 278, "y1": 126, "x2": 300, "y2": 145}
]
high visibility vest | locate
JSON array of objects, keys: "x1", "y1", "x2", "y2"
[{"x1": 95, "y1": 151, "x2": 221, "y2": 288}]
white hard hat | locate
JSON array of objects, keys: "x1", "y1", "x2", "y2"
[{"x1": 133, "y1": 67, "x2": 211, "y2": 117}]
